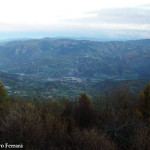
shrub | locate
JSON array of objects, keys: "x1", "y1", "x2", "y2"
[
  {"x1": 70, "y1": 128, "x2": 117, "y2": 150},
  {"x1": 131, "y1": 127, "x2": 150, "y2": 150}
]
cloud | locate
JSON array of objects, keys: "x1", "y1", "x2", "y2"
[
  {"x1": 93, "y1": 7, "x2": 150, "y2": 24},
  {"x1": 64, "y1": 6, "x2": 150, "y2": 30},
  {"x1": 0, "y1": 1, "x2": 150, "y2": 39}
]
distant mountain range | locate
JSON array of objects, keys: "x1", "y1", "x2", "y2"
[
  {"x1": 0, "y1": 38, "x2": 31, "y2": 46},
  {"x1": 0, "y1": 38, "x2": 150, "y2": 80}
]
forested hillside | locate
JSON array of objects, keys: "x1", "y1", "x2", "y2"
[
  {"x1": 0, "y1": 38, "x2": 150, "y2": 149},
  {"x1": 0, "y1": 38, "x2": 150, "y2": 79},
  {"x1": 0, "y1": 81, "x2": 150, "y2": 150}
]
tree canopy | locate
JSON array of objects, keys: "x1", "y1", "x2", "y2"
[
  {"x1": 138, "y1": 83, "x2": 150, "y2": 121},
  {"x1": 0, "y1": 80, "x2": 7, "y2": 98}
]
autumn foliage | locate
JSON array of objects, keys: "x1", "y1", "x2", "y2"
[{"x1": 0, "y1": 81, "x2": 150, "y2": 150}]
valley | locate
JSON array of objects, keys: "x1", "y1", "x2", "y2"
[
  {"x1": 0, "y1": 38, "x2": 150, "y2": 98},
  {"x1": 0, "y1": 38, "x2": 150, "y2": 150}
]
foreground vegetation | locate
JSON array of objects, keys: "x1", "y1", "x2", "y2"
[{"x1": 0, "y1": 80, "x2": 150, "y2": 150}]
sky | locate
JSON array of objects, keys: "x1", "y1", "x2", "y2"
[{"x1": 0, "y1": 0, "x2": 150, "y2": 40}]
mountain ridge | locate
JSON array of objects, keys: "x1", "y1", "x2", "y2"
[{"x1": 0, "y1": 38, "x2": 150, "y2": 79}]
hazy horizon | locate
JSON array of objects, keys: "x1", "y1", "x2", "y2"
[{"x1": 0, "y1": 0, "x2": 150, "y2": 40}]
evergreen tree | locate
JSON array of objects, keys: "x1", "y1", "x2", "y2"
[
  {"x1": 75, "y1": 93, "x2": 96, "y2": 128},
  {"x1": 0, "y1": 80, "x2": 7, "y2": 99},
  {"x1": 138, "y1": 83, "x2": 150, "y2": 121}
]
